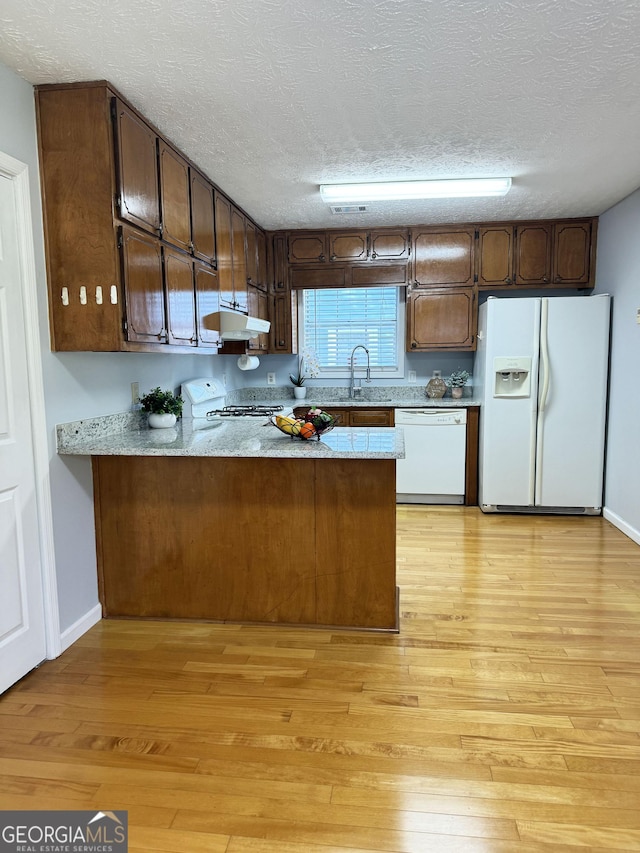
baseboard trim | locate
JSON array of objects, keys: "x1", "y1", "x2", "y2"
[
  {"x1": 59, "y1": 604, "x2": 102, "y2": 654},
  {"x1": 603, "y1": 508, "x2": 640, "y2": 547}
]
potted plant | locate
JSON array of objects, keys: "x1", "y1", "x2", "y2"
[
  {"x1": 289, "y1": 349, "x2": 319, "y2": 399},
  {"x1": 446, "y1": 369, "x2": 470, "y2": 399},
  {"x1": 140, "y1": 386, "x2": 183, "y2": 428}
]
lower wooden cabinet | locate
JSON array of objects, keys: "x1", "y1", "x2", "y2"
[
  {"x1": 406, "y1": 286, "x2": 477, "y2": 351},
  {"x1": 294, "y1": 407, "x2": 394, "y2": 427}
]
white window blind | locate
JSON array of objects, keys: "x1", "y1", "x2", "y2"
[{"x1": 301, "y1": 287, "x2": 401, "y2": 375}]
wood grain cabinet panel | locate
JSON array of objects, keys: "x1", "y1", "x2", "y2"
[
  {"x1": 412, "y1": 227, "x2": 475, "y2": 287},
  {"x1": 214, "y1": 191, "x2": 234, "y2": 310},
  {"x1": 407, "y1": 286, "x2": 477, "y2": 351},
  {"x1": 256, "y1": 228, "x2": 268, "y2": 291},
  {"x1": 515, "y1": 223, "x2": 551, "y2": 285},
  {"x1": 328, "y1": 231, "x2": 368, "y2": 262},
  {"x1": 349, "y1": 409, "x2": 394, "y2": 427},
  {"x1": 245, "y1": 218, "x2": 258, "y2": 288},
  {"x1": 288, "y1": 232, "x2": 328, "y2": 264},
  {"x1": 164, "y1": 246, "x2": 196, "y2": 347},
  {"x1": 231, "y1": 205, "x2": 248, "y2": 313},
  {"x1": 477, "y1": 226, "x2": 514, "y2": 287},
  {"x1": 158, "y1": 141, "x2": 191, "y2": 252},
  {"x1": 370, "y1": 228, "x2": 410, "y2": 260},
  {"x1": 120, "y1": 225, "x2": 166, "y2": 344},
  {"x1": 113, "y1": 98, "x2": 160, "y2": 236},
  {"x1": 194, "y1": 263, "x2": 221, "y2": 349},
  {"x1": 190, "y1": 170, "x2": 216, "y2": 265},
  {"x1": 247, "y1": 285, "x2": 270, "y2": 353},
  {"x1": 553, "y1": 220, "x2": 593, "y2": 285}
]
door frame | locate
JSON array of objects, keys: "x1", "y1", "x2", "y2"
[{"x1": 0, "y1": 149, "x2": 60, "y2": 659}]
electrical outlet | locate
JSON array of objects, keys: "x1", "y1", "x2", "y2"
[
  {"x1": 408, "y1": 370, "x2": 417, "y2": 383},
  {"x1": 267, "y1": 372, "x2": 276, "y2": 385},
  {"x1": 636, "y1": 307, "x2": 640, "y2": 325},
  {"x1": 131, "y1": 381, "x2": 139, "y2": 406}
]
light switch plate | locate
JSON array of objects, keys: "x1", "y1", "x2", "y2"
[{"x1": 408, "y1": 370, "x2": 417, "y2": 383}]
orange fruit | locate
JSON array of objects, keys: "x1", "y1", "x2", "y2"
[{"x1": 299, "y1": 422, "x2": 316, "y2": 440}]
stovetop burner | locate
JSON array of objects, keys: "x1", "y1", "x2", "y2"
[{"x1": 207, "y1": 404, "x2": 286, "y2": 418}]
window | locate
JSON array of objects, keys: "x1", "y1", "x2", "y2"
[{"x1": 299, "y1": 287, "x2": 404, "y2": 378}]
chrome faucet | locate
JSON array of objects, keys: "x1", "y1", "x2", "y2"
[{"x1": 349, "y1": 345, "x2": 371, "y2": 398}]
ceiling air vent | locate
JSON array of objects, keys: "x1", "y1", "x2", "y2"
[{"x1": 329, "y1": 205, "x2": 368, "y2": 214}]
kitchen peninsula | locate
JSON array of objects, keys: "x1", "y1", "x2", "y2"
[{"x1": 58, "y1": 415, "x2": 404, "y2": 631}]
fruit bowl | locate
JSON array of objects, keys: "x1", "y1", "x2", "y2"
[{"x1": 271, "y1": 408, "x2": 336, "y2": 440}]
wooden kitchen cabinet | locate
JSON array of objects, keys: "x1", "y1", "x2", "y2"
[
  {"x1": 515, "y1": 223, "x2": 552, "y2": 285},
  {"x1": 158, "y1": 140, "x2": 192, "y2": 253},
  {"x1": 288, "y1": 227, "x2": 411, "y2": 265},
  {"x1": 370, "y1": 228, "x2": 410, "y2": 260},
  {"x1": 288, "y1": 232, "x2": 328, "y2": 264},
  {"x1": 120, "y1": 225, "x2": 166, "y2": 344},
  {"x1": 412, "y1": 227, "x2": 475, "y2": 287},
  {"x1": 293, "y1": 407, "x2": 394, "y2": 427},
  {"x1": 231, "y1": 205, "x2": 248, "y2": 313},
  {"x1": 113, "y1": 98, "x2": 160, "y2": 237},
  {"x1": 190, "y1": 169, "x2": 217, "y2": 265},
  {"x1": 407, "y1": 285, "x2": 477, "y2": 351},
  {"x1": 214, "y1": 191, "x2": 234, "y2": 310},
  {"x1": 328, "y1": 231, "x2": 368, "y2": 262},
  {"x1": 477, "y1": 226, "x2": 514, "y2": 287},
  {"x1": 256, "y1": 228, "x2": 268, "y2": 291},
  {"x1": 247, "y1": 285, "x2": 270, "y2": 353},
  {"x1": 194, "y1": 263, "x2": 221, "y2": 349},
  {"x1": 164, "y1": 246, "x2": 196, "y2": 347},
  {"x1": 553, "y1": 219, "x2": 593, "y2": 285},
  {"x1": 36, "y1": 81, "x2": 264, "y2": 353},
  {"x1": 245, "y1": 218, "x2": 258, "y2": 289}
]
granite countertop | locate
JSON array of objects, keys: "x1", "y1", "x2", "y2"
[
  {"x1": 56, "y1": 412, "x2": 404, "y2": 460},
  {"x1": 237, "y1": 386, "x2": 480, "y2": 409}
]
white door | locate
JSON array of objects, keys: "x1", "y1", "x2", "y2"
[
  {"x1": 0, "y1": 171, "x2": 48, "y2": 693},
  {"x1": 535, "y1": 295, "x2": 611, "y2": 509},
  {"x1": 479, "y1": 298, "x2": 540, "y2": 507}
]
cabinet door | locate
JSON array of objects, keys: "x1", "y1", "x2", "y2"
[
  {"x1": 272, "y1": 234, "x2": 287, "y2": 291},
  {"x1": 195, "y1": 263, "x2": 221, "y2": 348},
  {"x1": 164, "y1": 246, "x2": 196, "y2": 347},
  {"x1": 256, "y1": 229, "x2": 268, "y2": 291},
  {"x1": 553, "y1": 220, "x2": 592, "y2": 286},
  {"x1": 295, "y1": 406, "x2": 349, "y2": 426},
  {"x1": 231, "y1": 205, "x2": 248, "y2": 313},
  {"x1": 477, "y1": 226, "x2": 514, "y2": 287},
  {"x1": 158, "y1": 141, "x2": 191, "y2": 252},
  {"x1": 270, "y1": 291, "x2": 297, "y2": 353},
  {"x1": 190, "y1": 170, "x2": 216, "y2": 265},
  {"x1": 349, "y1": 409, "x2": 393, "y2": 427},
  {"x1": 245, "y1": 219, "x2": 258, "y2": 288},
  {"x1": 120, "y1": 226, "x2": 166, "y2": 344},
  {"x1": 328, "y1": 231, "x2": 368, "y2": 262},
  {"x1": 515, "y1": 224, "x2": 551, "y2": 286},
  {"x1": 214, "y1": 192, "x2": 234, "y2": 309},
  {"x1": 370, "y1": 229, "x2": 410, "y2": 260},
  {"x1": 413, "y1": 228, "x2": 475, "y2": 287},
  {"x1": 288, "y1": 232, "x2": 327, "y2": 264},
  {"x1": 113, "y1": 99, "x2": 160, "y2": 235},
  {"x1": 407, "y1": 286, "x2": 477, "y2": 351},
  {"x1": 247, "y1": 285, "x2": 269, "y2": 352}
]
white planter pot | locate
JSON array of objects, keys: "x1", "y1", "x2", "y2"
[
  {"x1": 293, "y1": 386, "x2": 307, "y2": 400},
  {"x1": 148, "y1": 412, "x2": 177, "y2": 429},
  {"x1": 451, "y1": 387, "x2": 463, "y2": 399}
]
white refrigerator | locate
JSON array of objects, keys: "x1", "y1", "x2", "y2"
[{"x1": 476, "y1": 295, "x2": 611, "y2": 514}]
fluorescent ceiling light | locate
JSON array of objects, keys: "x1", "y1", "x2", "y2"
[{"x1": 319, "y1": 178, "x2": 512, "y2": 204}]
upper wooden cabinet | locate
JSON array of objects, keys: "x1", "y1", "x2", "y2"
[
  {"x1": 407, "y1": 286, "x2": 477, "y2": 351},
  {"x1": 231, "y1": 205, "x2": 248, "y2": 313},
  {"x1": 256, "y1": 229, "x2": 268, "y2": 291},
  {"x1": 158, "y1": 141, "x2": 192, "y2": 253},
  {"x1": 247, "y1": 285, "x2": 270, "y2": 353},
  {"x1": 36, "y1": 81, "x2": 258, "y2": 353},
  {"x1": 553, "y1": 220, "x2": 593, "y2": 286},
  {"x1": 287, "y1": 227, "x2": 410, "y2": 265},
  {"x1": 113, "y1": 99, "x2": 160, "y2": 237},
  {"x1": 190, "y1": 170, "x2": 216, "y2": 265},
  {"x1": 412, "y1": 227, "x2": 475, "y2": 287},
  {"x1": 477, "y1": 220, "x2": 595, "y2": 290}
]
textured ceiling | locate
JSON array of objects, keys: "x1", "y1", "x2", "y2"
[{"x1": 2, "y1": 0, "x2": 640, "y2": 230}]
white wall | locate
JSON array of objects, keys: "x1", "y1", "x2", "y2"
[
  {"x1": 0, "y1": 61, "x2": 238, "y2": 633},
  {"x1": 595, "y1": 190, "x2": 640, "y2": 543}
]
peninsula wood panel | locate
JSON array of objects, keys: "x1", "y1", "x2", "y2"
[{"x1": 93, "y1": 455, "x2": 397, "y2": 629}]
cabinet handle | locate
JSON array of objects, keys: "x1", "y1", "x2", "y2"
[
  {"x1": 330, "y1": 254, "x2": 337, "y2": 261},
  {"x1": 247, "y1": 277, "x2": 253, "y2": 284},
  {"x1": 414, "y1": 279, "x2": 419, "y2": 286},
  {"x1": 189, "y1": 241, "x2": 194, "y2": 252},
  {"x1": 543, "y1": 276, "x2": 549, "y2": 283},
  {"x1": 158, "y1": 224, "x2": 164, "y2": 237},
  {"x1": 319, "y1": 254, "x2": 326, "y2": 262},
  {"x1": 505, "y1": 277, "x2": 512, "y2": 284},
  {"x1": 411, "y1": 341, "x2": 417, "y2": 349},
  {"x1": 371, "y1": 251, "x2": 377, "y2": 259}
]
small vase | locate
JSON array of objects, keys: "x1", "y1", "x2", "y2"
[
  {"x1": 148, "y1": 412, "x2": 177, "y2": 429},
  {"x1": 451, "y1": 387, "x2": 463, "y2": 400},
  {"x1": 293, "y1": 386, "x2": 307, "y2": 400},
  {"x1": 426, "y1": 371, "x2": 446, "y2": 399}
]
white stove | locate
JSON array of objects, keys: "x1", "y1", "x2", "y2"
[{"x1": 181, "y1": 378, "x2": 292, "y2": 428}]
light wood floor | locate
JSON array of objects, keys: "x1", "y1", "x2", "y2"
[{"x1": 2, "y1": 506, "x2": 640, "y2": 852}]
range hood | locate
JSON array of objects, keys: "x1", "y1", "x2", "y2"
[{"x1": 213, "y1": 309, "x2": 270, "y2": 341}]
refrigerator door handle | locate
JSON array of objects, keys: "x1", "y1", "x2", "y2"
[{"x1": 535, "y1": 299, "x2": 550, "y2": 504}]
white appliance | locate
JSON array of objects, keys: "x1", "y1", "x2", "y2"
[
  {"x1": 213, "y1": 310, "x2": 270, "y2": 341},
  {"x1": 395, "y1": 408, "x2": 467, "y2": 504},
  {"x1": 476, "y1": 295, "x2": 611, "y2": 514},
  {"x1": 181, "y1": 378, "x2": 292, "y2": 429}
]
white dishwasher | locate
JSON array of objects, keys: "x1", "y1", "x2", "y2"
[{"x1": 395, "y1": 408, "x2": 467, "y2": 504}]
